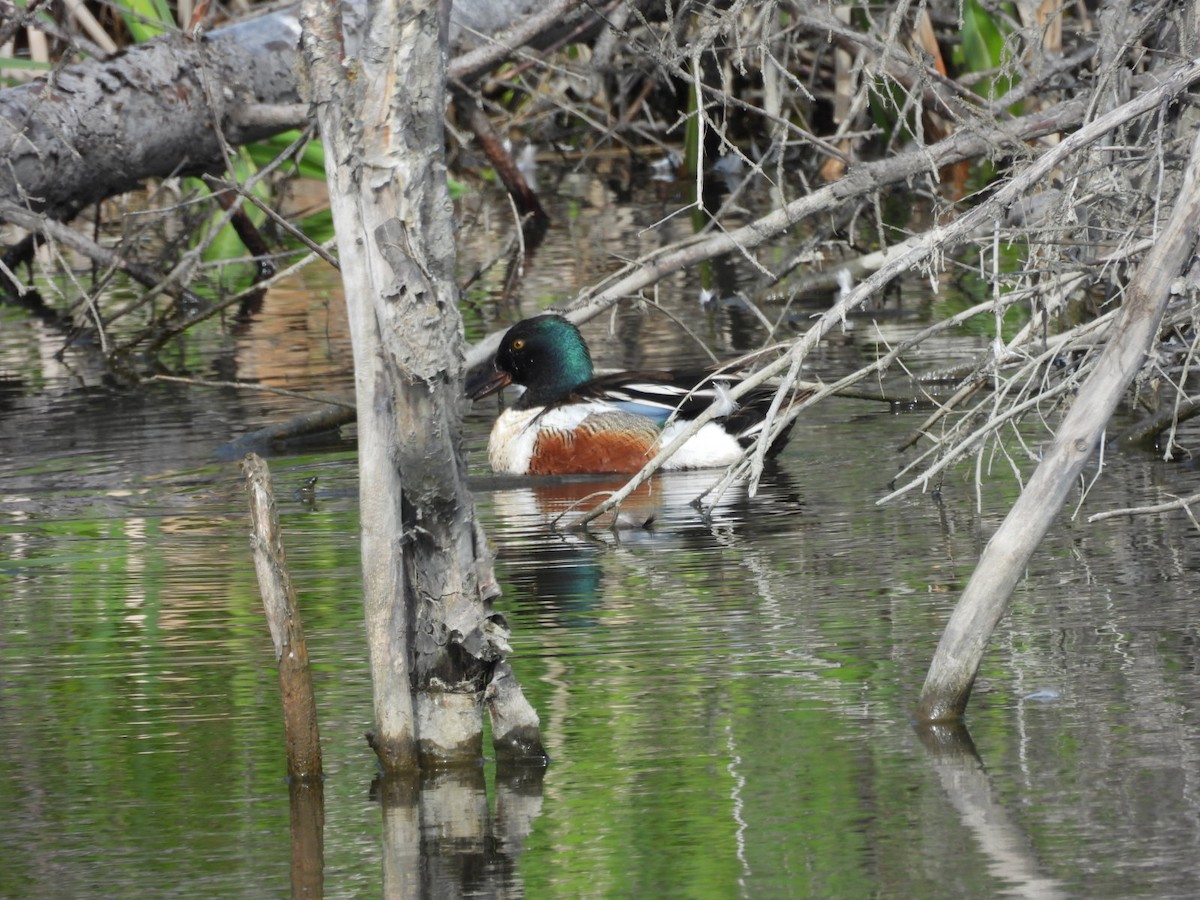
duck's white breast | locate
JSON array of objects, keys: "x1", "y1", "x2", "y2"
[
  {"x1": 487, "y1": 403, "x2": 745, "y2": 473},
  {"x1": 487, "y1": 403, "x2": 616, "y2": 474}
]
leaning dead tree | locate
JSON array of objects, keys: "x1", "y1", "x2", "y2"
[{"x1": 918, "y1": 126, "x2": 1200, "y2": 720}]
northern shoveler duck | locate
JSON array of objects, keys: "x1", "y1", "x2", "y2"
[{"x1": 468, "y1": 315, "x2": 801, "y2": 475}]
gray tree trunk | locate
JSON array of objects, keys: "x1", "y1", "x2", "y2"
[{"x1": 300, "y1": 0, "x2": 543, "y2": 770}]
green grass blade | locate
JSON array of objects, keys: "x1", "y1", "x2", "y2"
[{"x1": 116, "y1": 0, "x2": 176, "y2": 42}]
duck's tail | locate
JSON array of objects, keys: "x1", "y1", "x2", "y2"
[{"x1": 725, "y1": 385, "x2": 815, "y2": 457}]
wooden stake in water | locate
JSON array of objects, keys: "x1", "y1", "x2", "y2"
[{"x1": 242, "y1": 452, "x2": 323, "y2": 780}]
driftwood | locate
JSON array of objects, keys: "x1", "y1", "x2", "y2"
[
  {"x1": 221, "y1": 399, "x2": 355, "y2": 458},
  {"x1": 1113, "y1": 396, "x2": 1200, "y2": 453},
  {"x1": 566, "y1": 55, "x2": 1200, "y2": 526},
  {"x1": 0, "y1": 19, "x2": 314, "y2": 221}
]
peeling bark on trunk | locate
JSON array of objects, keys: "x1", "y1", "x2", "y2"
[
  {"x1": 300, "y1": 0, "x2": 418, "y2": 773},
  {"x1": 300, "y1": 0, "x2": 543, "y2": 771}
]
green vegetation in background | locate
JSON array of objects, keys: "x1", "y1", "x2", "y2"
[
  {"x1": 192, "y1": 148, "x2": 269, "y2": 264},
  {"x1": 937, "y1": 242, "x2": 1030, "y2": 340},
  {"x1": 110, "y1": 4, "x2": 284, "y2": 272},
  {"x1": 115, "y1": 0, "x2": 175, "y2": 42},
  {"x1": 244, "y1": 130, "x2": 328, "y2": 183},
  {"x1": 0, "y1": 56, "x2": 51, "y2": 87},
  {"x1": 859, "y1": 2, "x2": 921, "y2": 148},
  {"x1": 956, "y1": 0, "x2": 1019, "y2": 104},
  {"x1": 1, "y1": 1, "x2": 59, "y2": 85},
  {"x1": 869, "y1": 1, "x2": 1017, "y2": 164},
  {"x1": 867, "y1": 68, "x2": 924, "y2": 149}
]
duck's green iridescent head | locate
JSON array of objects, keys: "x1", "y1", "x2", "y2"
[{"x1": 489, "y1": 315, "x2": 594, "y2": 407}]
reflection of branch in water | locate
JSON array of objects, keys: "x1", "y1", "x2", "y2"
[
  {"x1": 373, "y1": 765, "x2": 546, "y2": 899},
  {"x1": 916, "y1": 722, "x2": 1067, "y2": 900},
  {"x1": 289, "y1": 780, "x2": 325, "y2": 899},
  {"x1": 494, "y1": 470, "x2": 767, "y2": 539}
]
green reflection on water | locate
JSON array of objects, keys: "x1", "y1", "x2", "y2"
[
  {"x1": 2, "y1": 420, "x2": 1200, "y2": 898},
  {"x1": 0, "y1": 497, "x2": 372, "y2": 897}
]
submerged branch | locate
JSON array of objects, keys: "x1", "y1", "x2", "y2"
[
  {"x1": 1087, "y1": 491, "x2": 1200, "y2": 525},
  {"x1": 242, "y1": 452, "x2": 323, "y2": 780},
  {"x1": 1112, "y1": 396, "x2": 1200, "y2": 452}
]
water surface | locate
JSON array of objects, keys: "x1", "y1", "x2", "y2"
[{"x1": 3, "y1": 176, "x2": 1200, "y2": 898}]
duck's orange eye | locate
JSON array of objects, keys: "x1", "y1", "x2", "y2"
[{"x1": 511, "y1": 338, "x2": 526, "y2": 351}]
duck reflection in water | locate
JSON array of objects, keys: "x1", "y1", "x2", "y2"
[{"x1": 490, "y1": 469, "x2": 803, "y2": 629}]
